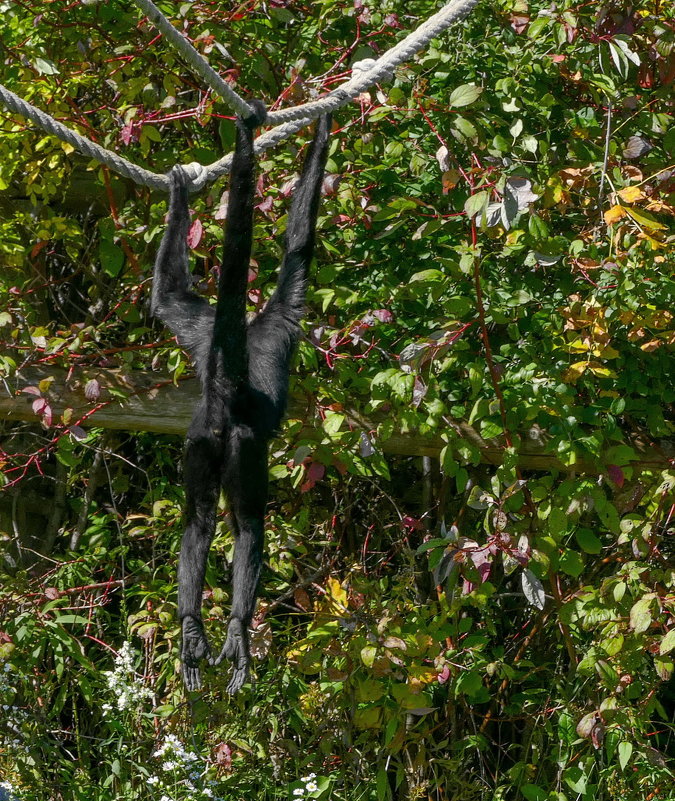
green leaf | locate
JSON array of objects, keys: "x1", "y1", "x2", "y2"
[
  {"x1": 449, "y1": 83, "x2": 483, "y2": 108},
  {"x1": 564, "y1": 766, "x2": 587, "y2": 795},
  {"x1": 596, "y1": 501, "x2": 620, "y2": 535},
  {"x1": 377, "y1": 767, "x2": 390, "y2": 801},
  {"x1": 453, "y1": 116, "x2": 477, "y2": 139},
  {"x1": 589, "y1": 73, "x2": 617, "y2": 95},
  {"x1": 356, "y1": 679, "x2": 385, "y2": 702},
  {"x1": 558, "y1": 710, "x2": 575, "y2": 746},
  {"x1": 625, "y1": 207, "x2": 667, "y2": 230},
  {"x1": 322, "y1": 412, "x2": 345, "y2": 437},
  {"x1": 602, "y1": 634, "x2": 624, "y2": 657},
  {"x1": 559, "y1": 549, "x2": 584, "y2": 577},
  {"x1": 464, "y1": 191, "x2": 489, "y2": 219},
  {"x1": 629, "y1": 596, "x2": 653, "y2": 633},
  {"x1": 34, "y1": 57, "x2": 60, "y2": 75},
  {"x1": 618, "y1": 741, "x2": 633, "y2": 771},
  {"x1": 528, "y1": 214, "x2": 549, "y2": 239},
  {"x1": 455, "y1": 669, "x2": 482, "y2": 697},
  {"x1": 52, "y1": 614, "x2": 90, "y2": 625},
  {"x1": 409, "y1": 269, "x2": 446, "y2": 283},
  {"x1": 659, "y1": 629, "x2": 675, "y2": 655},
  {"x1": 527, "y1": 16, "x2": 549, "y2": 39},
  {"x1": 99, "y1": 239, "x2": 124, "y2": 277},
  {"x1": 575, "y1": 528, "x2": 602, "y2": 554},
  {"x1": 142, "y1": 124, "x2": 162, "y2": 142},
  {"x1": 416, "y1": 537, "x2": 449, "y2": 555},
  {"x1": 521, "y1": 785, "x2": 546, "y2": 801},
  {"x1": 664, "y1": 127, "x2": 675, "y2": 155}
]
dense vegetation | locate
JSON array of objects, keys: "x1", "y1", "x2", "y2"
[{"x1": 0, "y1": 1, "x2": 673, "y2": 799}]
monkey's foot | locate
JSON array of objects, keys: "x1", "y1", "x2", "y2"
[
  {"x1": 214, "y1": 617, "x2": 251, "y2": 694},
  {"x1": 181, "y1": 615, "x2": 214, "y2": 691}
]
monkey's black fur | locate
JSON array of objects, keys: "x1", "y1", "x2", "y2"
[{"x1": 151, "y1": 102, "x2": 331, "y2": 693}]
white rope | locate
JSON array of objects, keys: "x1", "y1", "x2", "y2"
[
  {"x1": 134, "y1": 0, "x2": 480, "y2": 124},
  {"x1": 264, "y1": 0, "x2": 481, "y2": 124},
  {"x1": 0, "y1": 82, "x2": 168, "y2": 189},
  {"x1": 0, "y1": 0, "x2": 479, "y2": 191},
  {"x1": 132, "y1": 0, "x2": 254, "y2": 120}
]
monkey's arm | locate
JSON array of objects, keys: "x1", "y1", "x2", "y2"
[
  {"x1": 260, "y1": 113, "x2": 332, "y2": 323},
  {"x1": 246, "y1": 114, "x2": 332, "y2": 426},
  {"x1": 212, "y1": 100, "x2": 267, "y2": 386},
  {"x1": 150, "y1": 166, "x2": 215, "y2": 380}
]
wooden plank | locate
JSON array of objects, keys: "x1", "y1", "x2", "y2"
[{"x1": 0, "y1": 366, "x2": 669, "y2": 473}]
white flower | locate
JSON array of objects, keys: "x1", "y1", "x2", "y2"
[
  {"x1": 202, "y1": 790, "x2": 214, "y2": 798},
  {"x1": 301, "y1": 773, "x2": 316, "y2": 782},
  {"x1": 153, "y1": 733, "x2": 202, "y2": 771},
  {"x1": 305, "y1": 781, "x2": 319, "y2": 793},
  {"x1": 147, "y1": 775, "x2": 160, "y2": 785},
  {"x1": 103, "y1": 642, "x2": 153, "y2": 713},
  {"x1": 293, "y1": 790, "x2": 305, "y2": 797}
]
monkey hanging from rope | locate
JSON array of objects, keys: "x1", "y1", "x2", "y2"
[{"x1": 151, "y1": 101, "x2": 331, "y2": 692}]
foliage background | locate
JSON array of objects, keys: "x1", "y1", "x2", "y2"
[{"x1": 0, "y1": 0, "x2": 673, "y2": 799}]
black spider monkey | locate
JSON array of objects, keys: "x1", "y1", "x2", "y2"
[{"x1": 151, "y1": 101, "x2": 331, "y2": 693}]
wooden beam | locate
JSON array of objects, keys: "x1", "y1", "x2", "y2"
[{"x1": 0, "y1": 366, "x2": 669, "y2": 474}]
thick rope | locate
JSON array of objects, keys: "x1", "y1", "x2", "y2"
[
  {"x1": 0, "y1": 83, "x2": 168, "y2": 190},
  {"x1": 0, "y1": 0, "x2": 480, "y2": 191},
  {"x1": 132, "y1": 0, "x2": 254, "y2": 119},
  {"x1": 265, "y1": 0, "x2": 481, "y2": 124},
  {"x1": 134, "y1": 0, "x2": 480, "y2": 124}
]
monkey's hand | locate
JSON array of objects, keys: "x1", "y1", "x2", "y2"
[
  {"x1": 181, "y1": 615, "x2": 214, "y2": 692},
  {"x1": 215, "y1": 617, "x2": 251, "y2": 694},
  {"x1": 241, "y1": 99, "x2": 267, "y2": 130},
  {"x1": 168, "y1": 163, "x2": 189, "y2": 186}
]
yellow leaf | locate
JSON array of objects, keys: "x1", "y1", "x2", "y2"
[
  {"x1": 408, "y1": 666, "x2": 438, "y2": 685},
  {"x1": 617, "y1": 185, "x2": 646, "y2": 203},
  {"x1": 506, "y1": 229, "x2": 526, "y2": 246},
  {"x1": 646, "y1": 200, "x2": 675, "y2": 215},
  {"x1": 640, "y1": 339, "x2": 662, "y2": 352},
  {"x1": 60, "y1": 142, "x2": 75, "y2": 155},
  {"x1": 442, "y1": 168, "x2": 460, "y2": 191},
  {"x1": 649, "y1": 310, "x2": 673, "y2": 329},
  {"x1": 597, "y1": 345, "x2": 620, "y2": 359},
  {"x1": 604, "y1": 205, "x2": 626, "y2": 225},
  {"x1": 326, "y1": 577, "x2": 348, "y2": 609},
  {"x1": 641, "y1": 233, "x2": 667, "y2": 250},
  {"x1": 625, "y1": 207, "x2": 666, "y2": 230},
  {"x1": 563, "y1": 362, "x2": 588, "y2": 382},
  {"x1": 588, "y1": 364, "x2": 616, "y2": 378}
]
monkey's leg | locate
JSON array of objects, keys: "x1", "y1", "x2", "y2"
[
  {"x1": 178, "y1": 426, "x2": 223, "y2": 691},
  {"x1": 214, "y1": 427, "x2": 267, "y2": 694}
]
